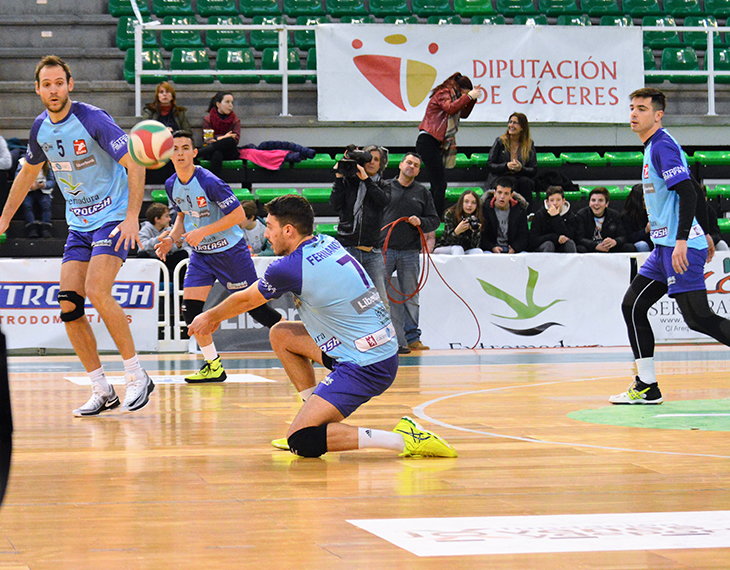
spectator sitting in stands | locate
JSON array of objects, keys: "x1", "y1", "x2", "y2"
[
  {"x1": 576, "y1": 187, "x2": 636, "y2": 253},
  {"x1": 138, "y1": 202, "x2": 189, "y2": 271},
  {"x1": 480, "y1": 176, "x2": 529, "y2": 254},
  {"x1": 486, "y1": 112, "x2": 537, "y2": 208},
  {"x1": 0, "y1": 132, "x2": 11, "y2": 206},
  {"x1": 434, "y1": 189, "x2": 486, "y2": 255},
  {"x1": 143, "y1": 81, "x2": 191, "y2": 133},
  {"x1": 529, "y1": 185, "x2": 579, "y2": 253},
  {"x1": 239, "y1": 200, "x2": 274, "y2": 256},
  {"x1": 703, "y1": 185, "x2": 730, "y2": 251},
  {"x1": 621, "y1": 183, "x2": 653, "y2": 253},
  {"x1": 197, "y1": 91, "x2": 240, "y2": 176},
  {"x1": 17, "y1": 157, "x2": 54, "y2": 238}
]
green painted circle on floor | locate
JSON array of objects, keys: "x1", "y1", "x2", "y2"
[{"x1": 568, "y1": 399, "x2": 730, "y2": 432}]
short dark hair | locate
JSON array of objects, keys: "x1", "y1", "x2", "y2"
[
  {"x1": 629, "y1": 87, "x2": 666, "y2": 112},
  {"x1": 35, "y1": 55, "x2": 72, "y2": 83},
  {"x1": 172, "y1": 130, "x2": 193, "y2": 141},
  {"x1": 241, "y1": 200, "x2": 258, "y2": 220},
  {"x1": 494, "y1": 176, "x2": 515, "y2": 190},
  {"x1": 146, "y1": 202, "x2": 169, "y2": 224},
  {"x1": 546, "y1": 185, "x2": 564, "y2": 198},
  {"x1": 589, "y1": 186, "x2": 610, "y2": 201},
  {"x1": 265, "y1": 194, "x2": 314, "y2": 236},
  {"x1": 402, "y1": 151, "x2": 421, "y2": 164}
]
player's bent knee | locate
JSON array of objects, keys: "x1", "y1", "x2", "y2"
[
  {"x1": 181, "y1": 299, "x2": 206, "y2": 327},
  {"x1": 287, "y1": 424, "x2": 328, "y2": 458},
  {"x1": 58, "y1": 290, "x2": 86, "y2": 323}
]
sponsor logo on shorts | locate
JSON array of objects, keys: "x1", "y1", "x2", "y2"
[
  {"x1": 70, "y1": 195, "x2": 112, "y2": 218},
  {"x1": 196, "y1": 196, "x2": 207, "y2": 208},
  {"x1": 92, "y1": 238, "x2": 113, "y2": 248},
  {"x1": 195, "y1": 238, "x2": 229, "y2": 251},
  {"x1": 73, "y1": 155, "x2": 97, "y2": 170},
  {"x1": 321, "y1": 374, "x2": 334, "y2": 386},
  {"x1": 226, "y1": 280, "x2": 249, "y2": 290},
  {"x1": 73, "y1": 139, "x2": 87, "y2": 156},
  {"x1": 110, "y1": 134, "x2": 128, "y2": 152},
  {"x1": 650, "y1": 227, "x2": 668, "y2": 239},
  {"x1": 52, "y1": 161, "x2": 73, "y2": 172},
  {"x1": 668, "y1": 276, "x2": 676, "y2": 285},
  {"x1": 351, "y1": 287, "x2": 381, "y2": 314},
  {"x1": 218, "y1": 195, "x2": 238, "y2": 209}
]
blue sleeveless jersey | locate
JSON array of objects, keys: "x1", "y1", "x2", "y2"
[
  {"x1": 26, "y1": 102, "x2": 130, "y2": 231},
  {"x1": 165, "y1": 166, "x2": 243, "y2": 253},
  {"x1": 642, "y1": 128, "x2": 706, "y2": 250},
  {"x1": 258, "y1": 235, "x2": 397, "y2": 366}
]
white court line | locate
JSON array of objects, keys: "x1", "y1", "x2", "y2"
[
  {"x1": 654, "y1": 413, "x2": 730, "y2": 418},
  {"x1": 413, "y1": 376, "x2": 730, "y2": 459},
  {"x1": 65, "y1": 373, "x2": 275, "y2": 385}
]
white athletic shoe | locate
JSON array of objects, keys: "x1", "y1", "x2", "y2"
[
  {"x1": 121, "y1": 370, "x2": 155, "y2": 412},
  {"x1": 73, "y1": 385, "x2": 120, "y2": 417}
]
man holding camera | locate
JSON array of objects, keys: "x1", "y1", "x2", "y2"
[
  {"x1": 481, "y1": 176, "x2": 529, "y2": 254},
  {"x1": 330, "y1": 145, "x2": 391, "y2": 309},
  {"x1": 380, "y1": 152, "x2": 440, "y2": 353}
]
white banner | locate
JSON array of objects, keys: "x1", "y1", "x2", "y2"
[
  {"x1": 420, "y1": 253, "x2": 631, "y2": 349},
  {"x1": 316, "y1": 24, "x2": 643, "y2": 123},
  {"x1": 0, "y1": 258, "x2": 160, "y2": 351}
]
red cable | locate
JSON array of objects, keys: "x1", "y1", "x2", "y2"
[{"x1": 381, "y1": 217, "x2": 482, "y2": 349}]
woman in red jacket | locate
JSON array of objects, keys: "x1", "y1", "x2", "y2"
[
  {"x1": 197, "y1": 91, "x2": 241, "y2": 176},
  {"x1": 416, "y1": 72, "x2": 480, "y2": 217}
]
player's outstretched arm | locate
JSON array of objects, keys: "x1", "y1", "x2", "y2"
[
  {"x1": 113, "y1": 153, "x2": 146, "y2": 251},
  {"x1": 183, "y1": 205, "x2": 245, "y2": 248},
  {"x1": 0, "y1": 161, "x2": 44, "y2": 236},
  {"x1": 188, "y1": 280, "x2": 268, "y2": 336}
]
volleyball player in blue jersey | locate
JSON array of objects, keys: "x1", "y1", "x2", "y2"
[
  {"x1": 612, "y1": 87, "x2": 730, "y2": 404},
  {"x1": 0, "y1": 55, "x2": 153, "y2": 416},
  {"x1": 189, "y1": 194, "x2": 457, "y2": 458}
]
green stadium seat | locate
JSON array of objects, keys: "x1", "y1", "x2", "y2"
[
  {"x1": 454, "y1": 0, "x2": 495, "y2": 16},
  {"x1": 233, "y1": 188, "x2": 255, "y2": 202},
  {"x1": 710, "y1": 184, "x2": 730, "y2": 198},
  {"x1": 469, "y1": 152, "x2": 489, "y2": 166},
  {"x1": 604, "y1": 151, "x2": 644, "y2": 166},
  {"x1": 294, "y1": 16, "x2": 330, "y2": 51},
  {"x1": 536, "y1": 152, "x2": 563, "y2": 167},
  {"x1": 413, "y1": 0, "x2": 454, "y2": 17},
  {"x1": 387, "y1": 153, "x2": 405, "y2": 166},
  {"x1": 664, "y1": 0, "x2": 702, "y2": 15},
  {"x1": 643, "y1": 45, "x2": 664, "y2": 82},
  {"x1": 383, "y1": 15, "x2": 419, "y2": 22},
  {"x1": 216, "y1": 47, "x2": 259, "y2": 83},
  {"x1": 197, "y1": 159, "x2": 244, "y2": 170},
  {"x1": 326, "y1": 0, "x2": 368, "y2": 16},
  {"x1": 250, "y1": 16, "x2": 286, "y2": 51},
  {"x1": 717, "y1": 218, "x2": 730, "y2": 232},
  {"x1": 434, "y1": 222, "x2": 446, "y2": 240},
  {"x1": 445, "y1": 187, "x2": 483, "y2": 202},
  {"x1": 151, "y1": 189, "x2": 169, "y2": 203},
  {"x1": 170, "y1": 47, "x2": 214, "y2": 83},
  {"x1": 682, "y1": 16, "x2": 722, "y2": 50},
  {"x1": 206, "y1": 16, "x2": 247, "y2": 50},
  {"x1": 580, "y1": 184, "x2": 621, "y2": 198},
  {"x1": 152, "y1": 0, "x2": 194, "y2": 16},
  {"x1": 642, "y1": 16, "x2": 681, "y2": 49},
  {"x1": 283, "y1": 0, "x2": 326, "y2": 16},
  {"x1": 712, "y1": 47, "x2": 730, "y2": 83},
  {"x1": 471, "y1": 14, "x2": 506, "y2": 23},
  {"x1": 161, "y1": 16, "x2": 203, "y2": 49},
  {"x1": 315, "y1": 222, "x2": 338, "y2": 237},
  {"x1": 622, "y1": 0, "x2": 662, "y2": 16},
  {"x1": 693, "y1": 150, "x2": 730, "y2": 164},
  {"x1": 123, "y1": 48, "x2": 167, "y2": 83},
  {"x1": 497, "y1": 0, "x2": 538, "y2": 15},
  {"x1": 609, "y1": 186, "x2": 631, "y2": 200},
  {"x1": 556, "y1": 14, "x2": 592, "y2": 24},
  {"x1": 369, "y1": 0, "x2": 410, "y2": 16},
  {"x1": 256, "y1": 188, "x2": 298, "y2": 203},
  {"x1": 599, "y1": 14, "x2": 633, "y2": 25},
  {"x1": 427, "y1": 15, "x2": 462, "y2": 23},
  {"x1": 109, "y1": 0, "x2": 151, "y2": 17},
  {"x1": 583, "y1": 0, "x2": 621, "y2": 15},
  {"x1": 302, "y1": 187, "x2": 332, "y2": 202},
  {"x1": 538, "y1": 0, "x2": 580, "y2": 15},
  {"x1": 261, "y1": 47, "x2": 306, "y2": 84},
  {"x1": 705, "y1": 0, "x2": 730, "y2": 17},
  {"x1": 240, "y1": 0, "x2": 281, "y2": 16},
  {"x1": 306, "y1": 47, "x2": 317, "y2": 82},
  {"x1": 560, "y1": 152, "x2": 606, "y2": 166},
  {"x1": 454, "y1": 153, "x2": 473, "y2": 168},
  {"x1": 116, "y1": 16, "x2": 159, "y2": 50},
  {"x1": 340, "y1": 14, "x2": 376, "y2": 22},
  {"x1": 564, "y1": 190, "x2": 583, "y2": 201},
  {"x1": 661, "y1": 46, "x2": 705, "y2": 83},
  {"x1": 197, "y1": 0, "x2": 238, "y2": 17},
  {"x1": 513, "y1": 14, "x2": 549, "y2": 24},
  {"x1": 294, "y1": 152, "x2": 336, "y2": 169}
]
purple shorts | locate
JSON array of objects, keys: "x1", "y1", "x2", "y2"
[
  {"x1": 314, "y1": 353, "x2": 399, "y2": 418},
  {"x1": 639, "y1": 244, "x2": 708, "y2": 296},
  {"x1": 184, "y1": 240, "x2": 258, "y2": 292},
  {"x1": 62, "y1": 221, "x2": 129, "y2": 263}
]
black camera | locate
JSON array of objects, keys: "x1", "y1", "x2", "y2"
[
  {"x1": 467, "y1": 215, "x2": 480, "y2": 231},
  {"x1": 335, "y1": 144, "x2": 372, "y2": 177}
]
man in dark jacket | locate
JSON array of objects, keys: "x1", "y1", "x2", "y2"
[
  {"x1": 330, "y1": 145, "x2": 391, "y2": 308},
  {"x1": 576, "y1": 187, "x2": 636, "y2": 253},
  {"x1": 381, "y1": 152, "x2": 440, "y2": 353},
  {"x1": 529, "y1": 185, "x2": 579, "y2": 252},
  {"x1": 481, "y1": 176, "x2": 529, "y2": 253}
]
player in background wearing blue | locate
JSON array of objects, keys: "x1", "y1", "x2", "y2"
[
  {"x1": 612, "y1": 87, "x2": 730, "y2": 404},
  {"x1": 188, "y1": 194, "x2": 457, "y2": 458},
  {"x1": 0, "y1": 55, "x2": 154, "y2": 415},
  {"x1": 154, "y1": 131, "x2": 281, "y2": 382}
]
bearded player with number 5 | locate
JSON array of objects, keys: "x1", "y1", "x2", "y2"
[{"x1": 0, "y1": 55, "x2": 154, "y2": 416}]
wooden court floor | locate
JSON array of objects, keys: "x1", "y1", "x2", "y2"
[{"x1": 0, "y1": 345, "x2": 728, "y2": 570}]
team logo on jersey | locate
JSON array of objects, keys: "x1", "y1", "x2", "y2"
[
  {"x1": 73, "y1": 156, "x2": 97, "y2": 170},
  {"x1": 58, "y1": 175, "x2": 84, "y2": 196},
  {"x1": 197, "y1": 196, "x2": 208, "y2": 208},
  {"x1": 42, "y1": 143, "x2": 53, "y2": 153},
  {"x1": 73, "y1": 140, "x2": 87, "y2": 155},
  {"x1": 111, "y1": 135, "x2": 128, "y2": 152},
  {"x1": 51, "y1": 161, "x2": 72, "y2": 172},
  {"x1": 643, "y1": 164, "x2": 649, "y2": 179}
]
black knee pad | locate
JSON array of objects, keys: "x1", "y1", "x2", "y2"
[
  {"x1": 181, "y1": 299, "x2": 206, "y2": 327},
  {"x1": 287, "y1": 424, "x2": 328, "y2": 458},
  {"x1": 247, "y1": 304, "x2": 283, "y2": 328},
  {"x1": 321, "y1": 352, "x2": 335, "y2": 371},
  {"x1": 57, "y1": 290, "x2": 86, "y2": 322}
]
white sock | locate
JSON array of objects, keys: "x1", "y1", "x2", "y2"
[
  {"x1": 89, "y1": 367, "x2": 111, "y2": 394},
  {"x1": 200, "y1": 343, "x2": 218, "y2": 363},
  {"x1": 123, "y1": 355, "x2": 143, "y2": 377},
  {"x1": 358, "y1": 427, "x2": 405, "y2": 452},
  {"x1": 298, "y1": 387, "x2": 315, "y2": 401},
  {"x1": 636, "y1": 357, "x2": 657, "y2": 384}
]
